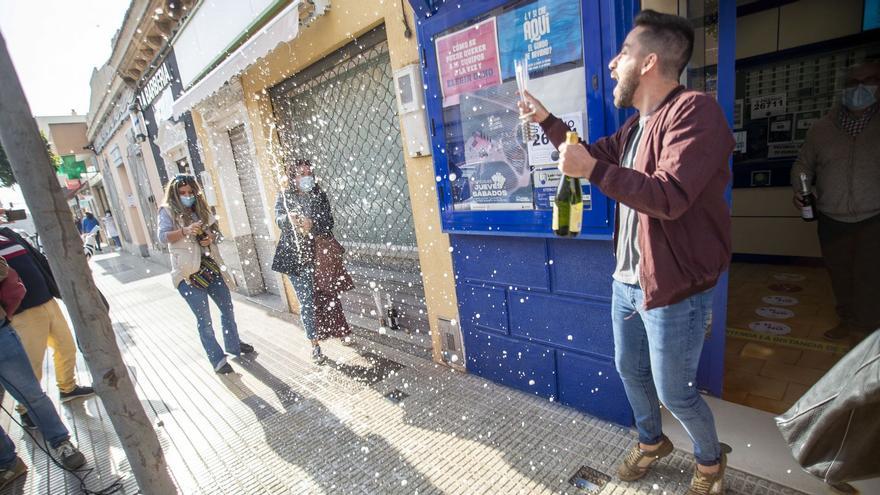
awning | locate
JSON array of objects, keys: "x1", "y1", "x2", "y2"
[{"x1": 172, "y1": 0, "x2": 316, "y2": 118}]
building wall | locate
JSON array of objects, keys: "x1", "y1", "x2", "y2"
[
  {"x1": 229, "y1": 0, "x2": 459, "y2": 360},
  {"x1": 48, "y1": 122, "x2": 89, "y2": 156},
  {"x1": 98, "y1": 120, "x2": 151, "y2": 256}
]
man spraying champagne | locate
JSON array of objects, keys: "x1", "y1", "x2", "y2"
[{"x1": 519, "y1": 10, "x2": 734, "y2": 495}]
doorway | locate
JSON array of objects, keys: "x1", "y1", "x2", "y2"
[{"x1": 722, "y1": 4, "x2": 879, "y2": 414}]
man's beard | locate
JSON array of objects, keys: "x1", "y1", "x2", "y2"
[{"x1": 614, "y1": 66, "x2": 640, "y2": 108}]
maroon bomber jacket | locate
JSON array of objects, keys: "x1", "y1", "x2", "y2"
[{"x1": 541, "y1": 86, "x2": 735, "y2": 309}]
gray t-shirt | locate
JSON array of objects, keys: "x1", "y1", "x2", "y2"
[{"x1": 612, "y1": 116, "x2": 650, "y2": 285}]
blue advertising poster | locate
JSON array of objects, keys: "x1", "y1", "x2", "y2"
[
  {"x1": 532, "y1": 167, "x2": 592, "y2": 210},
  {"x1": 497, "y1": 0, "x2": 583, "y2": 80},
  {"x1": 866, "y1": 0, "x2": 880, "y2": 31}
]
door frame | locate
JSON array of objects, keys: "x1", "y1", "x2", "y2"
[
  {"x1": 197, "y1": 79, "x2": 286, "y2": 298},
  {"x1": 696, "y1": 0, "x2": 737, "y2": 397}
]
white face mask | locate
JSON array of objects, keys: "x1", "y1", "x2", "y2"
[
  {"x1": 297, "y1": 176, "x2": 315, "y2": 192},
  {"x1": 180, "y1": 194, "x2": 196, "y2": 207},
  {"x1": 842, "y1": 84, "x2": 878, "y2": 111}
]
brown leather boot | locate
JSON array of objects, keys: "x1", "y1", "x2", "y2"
[{"x1": 617, "y1": 435, "x2": 674, "y2": 481}]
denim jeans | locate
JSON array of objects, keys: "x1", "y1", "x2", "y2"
[
  {"x1": 611, "y1": 280, "x2": 721, "y2": 466},
  {"x1": 288, "y1": 271, "x2": 316, "y2": 341},
  {"x1": 0, "y1": 322, "x2": 71, "y2": 468},
  {"x1": 177, "y1": 275, "x2": 242, "y2": 370}
]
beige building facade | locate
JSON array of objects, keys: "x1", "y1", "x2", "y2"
[{"x1": 171, "y1": 0, "x2": 460, "y2": 361}]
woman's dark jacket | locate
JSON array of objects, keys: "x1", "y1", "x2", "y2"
[{"x1": 271, "y1": 186, "x2": 334, "y2": 276}]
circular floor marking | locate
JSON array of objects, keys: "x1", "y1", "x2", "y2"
[
  {"x1": 762, "y1": 295, "x2": 799, "y2": 306},
  {"x1": 748, "y1": 321, "x2": 792, "y2": 335},
  {"x1": 768, "y1": 283, "x2": 803, "y2": 293},
  {"x1": 755, "y1": 306, "x2": 795, "y2": 319}
]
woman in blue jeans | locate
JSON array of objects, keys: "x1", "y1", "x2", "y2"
[
  {"x1": 158, "y1": 175, "x2": 254, "y2": 374},
  {"x1": 272, "y1": 159, "x2": 350, "y2": 364}
]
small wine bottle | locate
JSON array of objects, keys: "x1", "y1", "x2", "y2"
[
  {"x1": 552, "y1": 132, "x2": 584, "y2": 237},
  {"x1": 798, "y1": 172, "x2": 817, "y2": 222}
]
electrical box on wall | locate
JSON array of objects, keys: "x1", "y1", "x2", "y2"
[
  {"x1": 438, "y1": 317, "x2": 465, "y2": 372},
  {"x1": 199, "y1": 170, "x2": 218, "y2": 207},
  {"x1": 393, "y1": 64, "x2": 431, "y2": 157}
]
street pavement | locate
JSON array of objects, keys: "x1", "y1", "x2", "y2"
[{"x1": 0, "y1": 250, "x2": 810, "y2": 494}]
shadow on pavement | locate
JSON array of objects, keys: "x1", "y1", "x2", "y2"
[{"x1": 225, "y1": 355, "x2": 444, "y2": 494}]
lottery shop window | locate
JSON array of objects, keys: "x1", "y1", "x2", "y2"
[{"x1": 434, "y1": 0, "x2": 591, "y2": 212}]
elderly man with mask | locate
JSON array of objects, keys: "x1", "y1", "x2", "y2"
[{"x1": 792, "y1": 62, "x2": 880, "y2": 341}]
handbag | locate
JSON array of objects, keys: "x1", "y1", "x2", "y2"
[
  {"x1": 775, "y1": 331, "x2": 880, "y2": 485},
  {"x1": 188, "y1": 256, "x2": 221, "y2": 289},
  {"x1": 314, "y1": 234, "x2": 354, "y2": 294}
]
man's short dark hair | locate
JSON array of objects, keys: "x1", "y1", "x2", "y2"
[{"x1": 633, "y1": 9, "x2": 695, "y2": 79}]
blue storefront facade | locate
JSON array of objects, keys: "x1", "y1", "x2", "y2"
[{"x1": 406, "y1": 0, "x2": 737, "y2": 426}]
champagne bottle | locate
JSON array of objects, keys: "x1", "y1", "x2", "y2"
[
  {"x1": 552, "y1": 132, "x2": 584, "y2": 237},
  {"x1": 798, "y1": 172, "x2": 817, "y2": 222}
]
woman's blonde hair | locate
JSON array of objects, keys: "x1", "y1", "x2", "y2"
[{"x1": 162, "y1": 174, "x2": 212, "y2": 228}]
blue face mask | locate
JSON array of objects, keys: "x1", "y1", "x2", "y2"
[
  {"x1": 297, "y1": 176, "x2": 315, "y2": 192},
  {"x1": 842, "y1": 84, "x2": 878, "y2": 111},
  {"x1": 180, "y1": 195, "x2": 196, "y2": 208}
]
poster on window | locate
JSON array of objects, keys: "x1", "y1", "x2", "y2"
[
  {"x1": 496, "y1": 0, "x2": 582, "y2": 79},
  {"x1": 455, "y1": 80, "x2": 532, "y2": 210},
  {"x1": 435, "y1": 18, "x2": 502, "y2": 107},
  {"x1": 532, "y1": 167, "x2": 592, "y2": 210},
  {"x1": 528, "y1": 111, "x2": 584, "y2": 166}
]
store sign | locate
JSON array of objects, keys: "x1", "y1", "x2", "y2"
[
  {"x1": 767, "y1": 142, "x2": 802, "y2": 158},
  {"x1": 733, "y1": 130, "x2": 747, "y2": 154},
  {"x1": 138, "y1": 62, "x2": 172, "y2": 109},
  {"x1": 528, "y1": 112, "x2": 583, "y2": 165},
  {"x1": 794, "y1": 111, "x2": 821, "y2": 141},
  {"x1": 496, "y1": 0, "x2": 582, "y2": 79},
  {"x1": 437, "y1": 0, "x2": 588, "y2": 214},
  {"x1": 532, "y1": 167, "x2": 591, "y2": 210},
  {"x1": 750, "y1": 93, "x2": 786, "y2": 119},
  {"x1": 733, "y1": 99, "x2": 744, "y2": 129},
  {"x1": 435, "y1": 18, "x2": 502, "y2": 106}
]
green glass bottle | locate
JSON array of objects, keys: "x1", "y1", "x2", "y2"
[{"x1": 552, "y1": 132, "x2": 584, "y2": 237}]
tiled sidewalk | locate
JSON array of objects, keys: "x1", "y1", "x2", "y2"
[{"x1": 1, "y1": 251, "x2": 810, "y2": 494}]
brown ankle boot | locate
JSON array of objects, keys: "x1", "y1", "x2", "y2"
[{"x1": 617, "y1": 435, "x2": 674, "y2": 481}]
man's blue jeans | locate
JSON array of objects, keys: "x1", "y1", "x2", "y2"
[
  {"x1": 611, "y1": 280, "x2": 721, "y2": 466},
  {"x1": 177, "y1": 276, "x2": 242, "y2": 370},
  {"x1": 288, "y1": 270, "x2": 316, "y2": 341},
  {"x1": 0, "y1": 322, "x2": 71, "y2": 468}
]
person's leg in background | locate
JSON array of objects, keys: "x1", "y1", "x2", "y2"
[
  {"x1": 0, "y1": 425, "x2": 27, "y2": 489},
  {"x1": 288, "y1": 270, "x2": 322, "y2": 363},
  {"x1": 817, "y1": 213, "x2": 858, "y2": 340},
  {"x1": 8, "y1": 303, "x2": 50, "y2": 418},
  {"x1": 43, "y1": 299, "x2": 93, "y2": 402},
  {"x1": 0, "y1": 323, "x2": 85, "y2": 470},
  {"x1": 851, "y1": 214, "x2": 880, "y2": 340}
]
